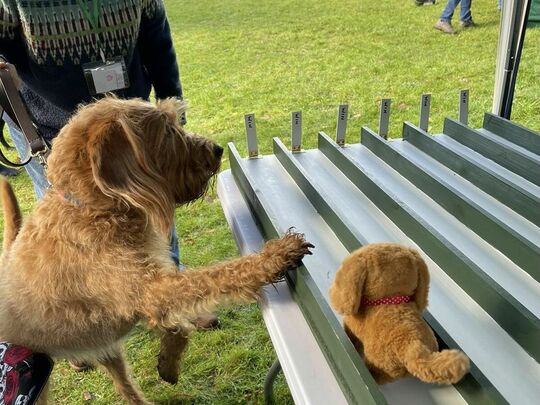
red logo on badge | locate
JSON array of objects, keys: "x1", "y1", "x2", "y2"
[{"x1": 106, "y1": 74, "x2": 113, "y2": 81}]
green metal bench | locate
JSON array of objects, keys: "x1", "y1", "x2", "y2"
[{"x1": 217, "y1": 107, "x2": 540, "y2": 405}]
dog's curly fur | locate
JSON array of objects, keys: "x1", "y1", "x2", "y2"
[
  {"x1": 0, "y1": 97, "x2": 313, "y2": 405},
  {"x1": 330, "y1": 243, "x2": 469, "y2": 385}
]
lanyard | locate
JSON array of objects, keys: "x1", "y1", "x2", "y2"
[{"x1": 78, "y1": 0, "x2": 101, "y2": 30}]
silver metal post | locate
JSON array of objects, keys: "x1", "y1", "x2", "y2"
[
  {"x1": 291, "y1": 111, "x2": 302, "y2": 152},
  {"x1": 419, "y1": 94, "x2": 431, "y2": 131},
  {"x1": 459, "y1": 90, "x2": 469, "y2": 126},
  {"x1": 378, "y1": 99, "x2": 391, "y2": 139},
  {"x1": 244, "y1": 113, "x2": 258, "y2": 158},
  {"x1": 336, "y1": 104, "x2": 348, "y2": 146}
]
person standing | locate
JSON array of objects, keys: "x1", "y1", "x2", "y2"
[
  {"x1": 0, "y1": 0, "x2": 218, "y2": 333},
  {"x1": 434, "y1": 0, "x2": 476, "y2": 34}
]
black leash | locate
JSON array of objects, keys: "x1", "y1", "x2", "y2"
[{"x1": 0, "y1": 68, "x2": 49, "y2": 168}]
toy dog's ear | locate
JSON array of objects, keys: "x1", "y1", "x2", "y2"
[
  {"x1": 411, "y1": 250, "x2": 430, "y2": 312},
  {"x1": 329, "y1": 254, "x2": 368, "y2": 315}
]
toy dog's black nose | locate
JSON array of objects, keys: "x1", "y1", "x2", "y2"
[{"x1": 214, "y1": 144, "x2": 224, "y2": 159}]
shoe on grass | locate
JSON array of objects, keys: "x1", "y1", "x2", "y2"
[
  {"x1": 433, "y1": 19, "x2": 454, "y2": 34},
  {"x1": 191, "y1": 313, "x2": 220, "y2": 330},
  {"x1": 459, "y1": 19, "x2": 476, "y2": 28}
]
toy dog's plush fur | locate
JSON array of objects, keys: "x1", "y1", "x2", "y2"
[
  {"x1": 0, "y1": 97, "x2": 313, "y2": 405},
  {"x1": 330, "y1": 243, "x2": 469, "y2": 385}
]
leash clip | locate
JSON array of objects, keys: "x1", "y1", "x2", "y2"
[{"x1": 33, "y1": 148, "x2": 49, "y2": 169}]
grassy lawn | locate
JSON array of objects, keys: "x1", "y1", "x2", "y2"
[{"x1": 1, "y1": 0, "x2": 538, "y2": 404}]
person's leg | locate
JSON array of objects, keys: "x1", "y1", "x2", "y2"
[
  {"x1": 459, "y1": 0, "x2": 473, "y2": 23},
  {"x1": 440, "y1": 0, "x2": 461, "y2": 22},
  {"x1": 6, "y1": 120, "x2": 49, "y2": 199},
  {"x1": 170, "y1": 226, "x2": 182, "y2": 268},
  {"x1": 435, "y1": 0, "x2": 460, "y2": 33}
]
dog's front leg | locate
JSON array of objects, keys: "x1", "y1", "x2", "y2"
[
  {"x1": 99, "y1": 351, "x2": 151, "y2": 405},
  {"x1": 140, "y1": 231, "x2": 313, "y2": 331}
]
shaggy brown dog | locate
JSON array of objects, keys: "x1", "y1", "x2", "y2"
[
  {"x1": 330, "y1": 243, "x2": 469, "y2": 385},
  {"x1": 0, "y1": 97, "x2": 313, "y2": 405}
]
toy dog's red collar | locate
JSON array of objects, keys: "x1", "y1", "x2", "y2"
[{"x1": 361, "y1": 295, "x2": 412, "y2": 306}]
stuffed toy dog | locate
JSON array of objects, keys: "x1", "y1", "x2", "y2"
[{"x1": 329, "y1": 243, "x2": 470, "y2": 385}]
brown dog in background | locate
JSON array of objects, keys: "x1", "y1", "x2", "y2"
[{"x1": 0, "y1": 97, "x2": 312, "y2": 404}]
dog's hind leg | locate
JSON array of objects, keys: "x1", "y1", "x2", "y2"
[
  {"x1": 99, "y1": 351, "x2": 151, "y2": 405},
  {"x1": 156, "y1": 328, "x2": 189, "y2": 384},
  {"x1": 140, "y1": 231, "x2": 313, "y2": 331}
]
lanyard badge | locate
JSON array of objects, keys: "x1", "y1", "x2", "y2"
[
  {"x1": 83, "y1": 56, "x2": 130, "y2": 95},
  {"x1": 79, "y1": 0, "x2": 130, "y2": 95}
]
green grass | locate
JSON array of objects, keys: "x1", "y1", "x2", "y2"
[{"x1": 2, "y1": 0, "x2": 539, "y2": 404}]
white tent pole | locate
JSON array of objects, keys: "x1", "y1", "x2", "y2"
[{"x1": 492, "y1": 0, "x2": 532, "y2": 118}]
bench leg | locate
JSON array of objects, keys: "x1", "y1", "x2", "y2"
[{"x1": 264, "y1": 359, "x2": 282, "y2": 405}]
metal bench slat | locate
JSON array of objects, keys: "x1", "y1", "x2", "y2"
[
  {"x1": 359, "y1": 125, "x2": 540, "y2": 282},
  {"x1": 482, "y1": 113, "x2": 540, "y2": 155},
  {"x1": 443, "y1": 118, "x2": 540, "y2": 186}
]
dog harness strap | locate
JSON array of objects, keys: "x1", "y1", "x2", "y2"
[{"x1": 361, "y1": 295, "x2": 412, "y2": 306}]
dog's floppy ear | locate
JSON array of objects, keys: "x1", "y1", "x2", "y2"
[
  {"x1": 410, "y1": 249, "x2": 430, "y2": 312},
  {"x1": 329, "y1": 253, "x2": 368, "y2": 315},
  {"x1": 87, "y1": 116, "x2": 174, "y2": 234}
]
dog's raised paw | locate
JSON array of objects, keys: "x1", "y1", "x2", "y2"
[{"x1": 263, "y1": 231, "x2": 314, "y2": 273}]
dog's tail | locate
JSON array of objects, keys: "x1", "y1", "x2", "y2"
[
  {"x1": 0, "y1": 176, "x2": 22, "y2": 252},
  {"x1": 401, "y1": 341, "x2": 470, "y2": 385}
]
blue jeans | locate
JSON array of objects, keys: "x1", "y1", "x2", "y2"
[
  {"x1": 6, "y1": 122, "x2": 49, "y2": 200},
  {"x1": 6, "y1": 119, "x2": 181, "y2": 266},
  {"x1": 440, "y1": 0, "x2": 472, "y2": 23}
]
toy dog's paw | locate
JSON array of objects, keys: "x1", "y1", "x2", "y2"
[
  {"x1": 419, "y1": 349, "x2": 470, "y2": 385},
  {"x1": 442, "y1": 349, "x2": 470, "y2": 384},
  {"x1": 404, "y1": 343, "x2": 471, "y2": 385}
]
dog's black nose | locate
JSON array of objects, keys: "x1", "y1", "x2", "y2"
[{"x1": 214, "y1": 144, "x2": 224, "y2": 159}]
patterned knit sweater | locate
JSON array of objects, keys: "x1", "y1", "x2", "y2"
[{"x1": 0, "y1": 0, "x2": 182, "y2": 139}]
